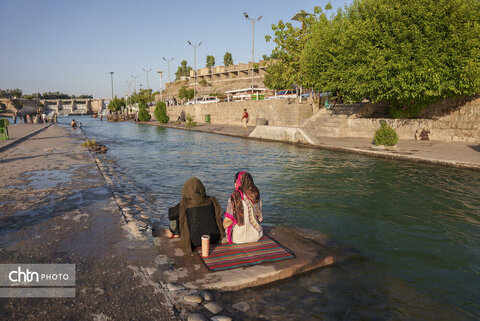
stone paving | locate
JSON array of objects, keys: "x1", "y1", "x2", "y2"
[{"x1": 0, "y1": 125, "x2": 179, "y2": 320}]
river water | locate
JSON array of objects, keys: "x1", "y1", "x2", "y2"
[{"x1": 63, "y1": 116, "x2": 479, "y2": 320}]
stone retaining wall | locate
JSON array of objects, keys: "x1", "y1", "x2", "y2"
[
  {"x1": 340, "y1": 99, "x2": 480, "y2": 142},
  {"x1": 164, "y1": 99, "x2": 316, "y2": 127}
]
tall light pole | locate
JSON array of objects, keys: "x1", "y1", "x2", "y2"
[
  {"x1": 142, "y1": 68, "x2": 152, "y2": 90},
  {"x1": 126, "y1": 80, "x2": 132, "y2": 107},
  {"x1": 131, "y1": 74, "x2": 138, "y2": 93},
  {"x1": 109, "y1": 71, "x2": 114, "y2": 99},
  {"x1": 162, "y1": 57, "x2": 174, "y2": 83},
  {"x1": 243, "y1": 12, "x2": 262, "y2": 94},
  {"x1": 157, "y1": 70, "x2": 163, "y2": 101},
  {"x1": 187, "y1": 40, "x2": 202, "y2": 102}
]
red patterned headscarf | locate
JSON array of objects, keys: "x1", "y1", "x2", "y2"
[{"x1": 230, "y1": 171, "x2": 260, "y2": 226}]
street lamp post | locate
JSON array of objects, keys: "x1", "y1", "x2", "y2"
[
  {"x1": 131, "y1": 75, "x2": 138, "y2": 93},
  {"x1": 143, "y1": 68, "x2": 152, "y2": 102},
  {"x1": 157, "y1": 71, "x2": 163, "y2": 101},
  {"x1": 162, "y1": 57, "x2": 174, "y2": 83},
  {"x1": 109, "y1": 72, "x2": 114, "y2": 99},
  {"x1": 143, "y1": 68, "x2": 152, "y2": 90},
  {"x1": 243, "y1": 12, "x2": 262, "y2": 96},
  {"x1": 187, "y1": 40, "x2": 202, "y2": 102}
]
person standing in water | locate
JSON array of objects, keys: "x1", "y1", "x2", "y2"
[{"x1": 71, "y1": 119, "x2": 77, "y2": 129}]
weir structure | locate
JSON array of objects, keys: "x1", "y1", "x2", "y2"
[{"x1": 41, "y1": 99, "x2": 110, "y2": 116}]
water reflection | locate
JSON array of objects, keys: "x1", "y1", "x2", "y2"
[{"x1": 64, "y1": 116, "x2": 480, "y2": 320}]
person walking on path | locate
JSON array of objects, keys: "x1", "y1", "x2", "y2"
[
  {"x1": 53, "y1": 112, "x2": 58, "y2": 124},
  {"x1": 241, "y1": 108, "x2": 249, "y2": 131}
]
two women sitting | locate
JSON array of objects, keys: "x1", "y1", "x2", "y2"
[{"x1": 166, "y1": 172, "x2": 263, "y2": 252}]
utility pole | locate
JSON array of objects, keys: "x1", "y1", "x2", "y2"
[
  {"x1": 109, "y1": 72, "x2": 114, "y2": 99},
  {"x1": 243, "y1": 12, "x2": 262, "y2": 96},
  {"x1": 162, "y1": 57, "x2": 174, "y2": 83},
  {"x1": 157, "y1": 70, "x2": 163, "y2": 101},
  {"x1": 187, "y1": 41, "x2": 202, "y2": 102},
  {"x1": 143, "y1": 68, "x2": 152, "y2": 90},
  {"x1": 131, "y1": 74, "x2": 138, "y2": 93}
]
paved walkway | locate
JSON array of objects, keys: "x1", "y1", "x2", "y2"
[
  {"x1": 0, "y1": 125, "x2": 177, "y2": 320},
  {"x1": 0, "y1": 123, "x2": 51, "y2": 151},
  {"x1": 144, "y1": 121, "x2": 480, "y2": 170}
]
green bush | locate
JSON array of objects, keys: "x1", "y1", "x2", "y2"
[
  {"x1": 185, "y1": 114, "x2": 197, "y2": 127},
  {"x1": 138, "y1": 104, "x2": 151, "y2": 122},
  {"x1": 108, "y1": 97, "x2": 125, "y2": 112},
  {"x1": 154, "y1": 101, "x2": 169, "y2": 123},
  {"x1": 178, "y1": 86, "x2": 194, "y2": 100},
  {"x1": 81, "y1": 139, "x2": 96, "y2": 148},
  {"x1": 374, "y1": 122, "x2": 399, "y2": 146}
]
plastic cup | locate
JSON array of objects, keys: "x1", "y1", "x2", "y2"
[{"x1": 201, "y1": 235, "x2": 210, "y2": 257}]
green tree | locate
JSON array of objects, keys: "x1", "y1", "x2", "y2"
[
  {"x1": 154, "y1": 101, "x2": 169, "y2": 123},
  {"x1": 264, "y1": 6, "x2": 329, "y2": 90},
  {"x1": 301, "y1": 0, "x2": 480, "y2": 117},
  {"x1": 175, "y1": 60, "x2": 192, "y2": 80},
  {"x1": 223, "y1": 52, "x2": 233, "y2": 66},
  {"x1": 107, "y1": 97, "x2": 126, "y2": 112},
  {"x1": 138, "y1": 103, "x2": 151, "y2": 121},
  {"x1": 206, "y1": 55, "x2": 215, "y2": 68},
  {"x1": 178, "y1": 86, "x2": 194, "y2": 100}
]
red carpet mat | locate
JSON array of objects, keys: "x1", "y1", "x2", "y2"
[{"x1": 198, "y1": 235, "x2": 295, "y2": 271}]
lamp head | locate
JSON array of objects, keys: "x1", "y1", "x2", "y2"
[
  {"x1": 187, "y1": 40, "x2": 192, "y2": 45},
  {"x1": 243, "y1": 12, "x2": 249, "y2": 19},
  {"x1": 258, "y1": 15, "x2": 263, "y2": 21}
]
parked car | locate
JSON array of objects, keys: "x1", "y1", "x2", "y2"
[
  {"x1": 197, "y1": 97, "x2": 220, "y2": 104},
  {"x1": 266, "y1": 90, "x2": 297, "y2": 100}
]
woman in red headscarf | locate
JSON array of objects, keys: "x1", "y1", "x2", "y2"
[{"x1": 223, "y1": 171, "x2": 263, "y2": 244}]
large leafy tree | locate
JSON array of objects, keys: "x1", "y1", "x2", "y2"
[
  {"x1": 206, "y1": 55, "x2": 215, "y2": 68},
  {"x1": 175, "y1": 60, "x2": 192, "y2": 80},
  {"x1": 223, "y1": 52, "x2": 233, "y2": 66},
  {"x1": 264, "y1": 4, "x2": 332, "y2": 90},
  {"x1": 302, "y1": 0, "x2": 480, "y2": 117}
]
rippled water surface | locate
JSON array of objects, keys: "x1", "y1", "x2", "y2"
[{"x1": 64, "y1": 117, "x2": 480, "y2": 320}]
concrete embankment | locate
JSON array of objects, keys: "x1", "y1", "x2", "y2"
[
  {"x1": 0, "y1": 125, "x2": 178, "y2": 320},
  {"x1": 142, "y1": 120, "x2": 480, "y2": 170}
]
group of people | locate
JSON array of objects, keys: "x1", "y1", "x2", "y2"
[
  {"x1": 13, "y1": 110, "x2": 57, "y2": 124},
  {"x1": 165, "y1": 171, "x2": 263, "y2": 252}
]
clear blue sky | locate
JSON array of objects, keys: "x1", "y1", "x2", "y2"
[{"x1": 0, "y1": 0, "x2": 350, "y2": 98}]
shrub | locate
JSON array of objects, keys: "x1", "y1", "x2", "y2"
[
  {"x1": 108, "y1": 97, "x2": 125, "y2": 112},
  {"x1": 185, "y1": 114, "x2": 197, "y2": 127},
  {"x1": 154, "y1": 101, "x2": 169, "y2": 123},
  {"x1": 81, "y1": 139, "x2": 97, "y2": 148},
  {"x1": 374, "y1": 122, "x2": 399, "y2": 146},
  {"x1": 138, "y1": 104, "x2": 151, "y2": 121},
  {"x1": 199, "y1": 79, "x2": 208, "y2": 87},
  {"x1": 178, "y1": 86, "x2": 194, "y2": 100}
]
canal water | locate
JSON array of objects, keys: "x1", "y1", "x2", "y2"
[{"x1": 63, "y1": 117, "x2": 479, "y2": 320}]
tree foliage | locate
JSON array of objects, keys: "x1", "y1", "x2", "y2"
[
  {"x1": 224, "y1": 52, "x2": 233, "y2": 66},
  {"x1": 175, "y1": 60, "x2": 192, "y2": 80},
  {"x1": 107, "y1": 97, "x2": 126, "y2": 112},
  {"x1": 128, "y1": 89, "x2": 152, "y2": 105},
  {"x1": 206, "y1": 55, "x2": 215, "y2": 68},
  {"x1": 178, "y1": 86, "x2": 194, "y2": 100},
  {"x1": 0, "y1": 88, "x2": 23, "y2": 98},
  {"x1": 154, "y1": 101, "x2": 169, "y2": 123},
  {"x1": 264, "y1": 6, "x2": 329, "y2": 90},
  {"x1": 138, "y1": 103, "x2": 151, "y2": 121},
  {"x1": 266, "y1": 0, "x2": 480, "y2": 117}
]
